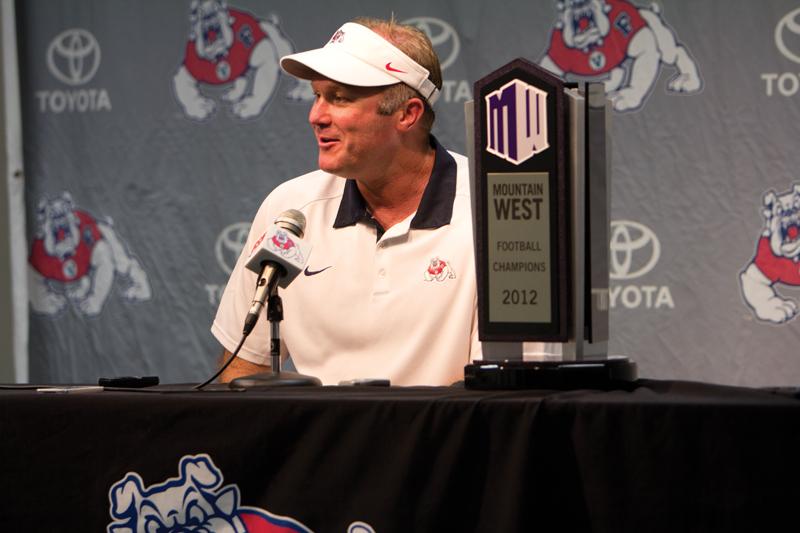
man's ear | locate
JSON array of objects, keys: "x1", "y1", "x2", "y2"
[{"x1": 395, "y1": 97, "x2": 426, "y2": 132}]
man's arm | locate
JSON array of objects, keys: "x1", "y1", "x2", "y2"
[{"x1": 218, "y1": 350, "x2": 270, "y2": 383}]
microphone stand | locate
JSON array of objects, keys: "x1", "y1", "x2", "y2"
[{"x1": 230, "y1": 284, "x2": 322, "y2": 389}]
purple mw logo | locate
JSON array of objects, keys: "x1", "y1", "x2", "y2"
[{"x1": 485, "y1": 79, "x2": 548, "y2": 165}]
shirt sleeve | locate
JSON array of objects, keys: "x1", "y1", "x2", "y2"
[{"x1": 211, "y1": 195, "x2": 276, "y2": 365}]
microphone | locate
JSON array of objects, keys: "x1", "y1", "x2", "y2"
[{"x1": 242, "y1": 209, "x2": 311, "y2": 335}]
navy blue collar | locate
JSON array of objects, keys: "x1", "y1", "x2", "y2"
[{"x1": 333, "y1": 136, "x2": 456, "y2": 230}]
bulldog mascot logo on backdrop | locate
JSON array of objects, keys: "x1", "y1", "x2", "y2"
[
  {"x1": 107, "y1": 454, "x2": 375, "y2": 533},
  {"x1": 28, "y1": 192, "x2": 151, "y2": 317},
  {"x1": 740, "y1": 184, "x2": 800, "y2": 324},
  {"x1": 173, "y1": 0, "x2": 295, "y2": 120},
  {"x1": 539, "y1": 0, "x2": 702, "y2": 112}
]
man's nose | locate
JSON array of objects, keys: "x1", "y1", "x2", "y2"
[{"x1": 308, "y1": 98, "x2": 330, "y2": 127}]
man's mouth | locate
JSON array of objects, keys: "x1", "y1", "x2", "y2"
[{"x1": 317, "y1": 135, "x2": 340, "y2": 148}]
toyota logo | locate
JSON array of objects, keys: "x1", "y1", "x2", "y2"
[
  {"x1": 46, "y1": 28, "x2": 101, "y2": 86},
  {"x1": 402, "y1": 17, "x2": 460, "y2": 70},
  {"x1": 215, "y1": 222, "x2": 250, "y2": 275},
  {"x1": 609, "y1": 220, "x2": 661, "y2": 280},
  {"x1": 775, "y1": 7, "x2": 800, "y2": 64}
]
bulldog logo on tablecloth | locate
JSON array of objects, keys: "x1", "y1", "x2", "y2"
[
  {"x1": 108, "y1": 454, "x2": 310, "y2": 533},
  {"x1": 173, "y1": 0, "x2": 296, "y2": 120},
  {"x1": 107, "y1": 454, "x2": 375, "y2": 532},
  {"x1": 538, "y1": 0, "x2": 702, "y2": 112},
  {"x1": 740, "y1": 184, "x2": 800, "y2": 324}
]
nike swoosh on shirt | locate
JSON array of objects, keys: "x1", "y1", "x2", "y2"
[
  {"x1": 385, "y1": 62, "x2": 406, "y2": 73},
  {"x1": 304, "y1": 266, "x2": 333, "y2": 276}
]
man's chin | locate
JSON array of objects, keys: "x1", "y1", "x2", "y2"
[
  {"x1": 318, "y1": 160, "x2": 338, "y2": 174},
  {"x1": 318, "y1": 157, "x2": 349, "y2": 177}
]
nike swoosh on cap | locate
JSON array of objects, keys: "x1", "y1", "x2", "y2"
[
  {"x1": 385, "y1": 62, "x2": 406, "y2": 73},
  {"x1": 304, "y1": 265, "x2": 333, "y2": 276}
]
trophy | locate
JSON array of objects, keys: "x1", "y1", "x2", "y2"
[{"x1": 464, "y1": 58, "x2": 636, "y2": 389}]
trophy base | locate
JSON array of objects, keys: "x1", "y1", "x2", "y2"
[
  {"x1": 230, "y1": 370, "x2": 322, "y2": 389},
  {"x1": 464, "y1": 355, "x2": 637, "y2": 390}
]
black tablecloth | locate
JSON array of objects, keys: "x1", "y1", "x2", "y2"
[{"x1": 1, "y1": 380, "x2": 798, "y2": 532}]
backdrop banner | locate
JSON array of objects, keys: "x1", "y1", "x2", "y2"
[{"x1": 17, "y1": 0, "x2": 800, "y2": 387}]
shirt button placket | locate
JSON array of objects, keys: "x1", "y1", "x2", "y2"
[{"x1": 374, "y1": 240, "x2": 390, "y2": 295}]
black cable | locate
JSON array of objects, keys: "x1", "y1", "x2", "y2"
[
  {"x1": 193, "y1": 266, "x2": 278, "y2": 390},
  {"x1": 192, "y1": 261, "x2": 280, "y2": 390},
  {"x1": 193, "y1": 332, "x2": 249, "y2": 390}
]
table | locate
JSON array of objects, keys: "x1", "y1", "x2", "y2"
[{"x1": 1, "y1": 380, "x2": 798, "y2": 532}]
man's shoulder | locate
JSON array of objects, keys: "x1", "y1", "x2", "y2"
[{"x1": 267, "y1": 169, "x2": 346, "y2": 207}]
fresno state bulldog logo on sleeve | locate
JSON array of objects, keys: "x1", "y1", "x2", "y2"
[
  {"x1": 538, "y1": 0, "x2": 702, "y2": 112},
  {"x1": 28, "y1": 192, "x2": 151, "y2": 317},
  {"x1": 740, "y1": 184, "x2": 800, "y2": 324},
  {"x1": 107, "y1": 454, "x2": 374, "y2": 533},
  {"x1": 172, "y1": 1, "x2": 295, "y2": 120}
]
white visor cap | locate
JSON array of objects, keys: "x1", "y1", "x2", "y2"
[{"x1": 280, "y1": 22, "x2": 440, "y2": 105}]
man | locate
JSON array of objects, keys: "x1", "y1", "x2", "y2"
[{"x1": 211, "y1": 17, "x2": 481, "y2": 386}]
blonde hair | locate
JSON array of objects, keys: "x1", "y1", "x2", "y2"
[{"x1": 352, "y1": 16, "x2": 442, "y2": 132}]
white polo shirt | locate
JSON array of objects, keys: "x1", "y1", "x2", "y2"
[{"x1": 212, "y1": 138, "x2": 482, "y2": 385}]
